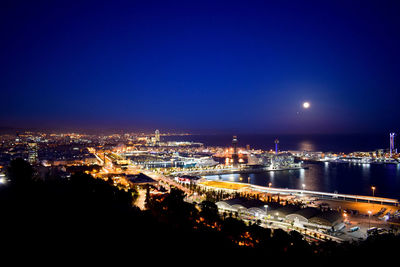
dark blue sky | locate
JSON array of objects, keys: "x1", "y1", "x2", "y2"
[{"x1": 1, "y1": 0, "x2": 400, "y2": 134}]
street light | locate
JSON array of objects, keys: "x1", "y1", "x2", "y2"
[
  {"x1": 371, "y1": 186, "x2": 376, "y2": 212},
  {"x1": 368, "y1": 210, "x2": 372, "y2": 229}
]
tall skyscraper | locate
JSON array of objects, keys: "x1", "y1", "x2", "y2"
[
  {"x1": 390, "y1": 133, "x2": 395, "y2": 157},
  {"x1": 155, "y1": 129, "x2": 160, "y2": 143}
]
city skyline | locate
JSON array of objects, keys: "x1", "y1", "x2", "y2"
[
  {"x1": 2, "y1": 0, "x2": 400, "y2": 134},
  {"x1": 2, "y1": 1, "x2": 400, "y2": 257}
]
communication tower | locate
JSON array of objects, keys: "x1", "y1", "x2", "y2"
[
  {"x1": 390, "y1": 133, "x2": 395, "y2": 157},
  {"x1": 274, "y1": 138, "x2": 279, "y2": 155}
]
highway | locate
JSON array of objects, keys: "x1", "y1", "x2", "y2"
[
  {"x1": 92, "y1": 149, "x2": 192, "y2": 194},
  {"x1": 142, "y1": 170, "x2": 192, "y2": 195}
]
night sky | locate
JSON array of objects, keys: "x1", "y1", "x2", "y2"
[{"x1": 1, "y1": 0, "x2": 400, "y2": 134}]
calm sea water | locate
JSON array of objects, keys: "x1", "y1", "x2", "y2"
[
  {"x1": 164, "y1": 134, "x2": 400, "y2": 199},
  {"x1": 164, "y1": 133, "x2": 392, "y2": 153},
  {"x1": 205, "y1": 162, "x2": 400, "y2": 200}
]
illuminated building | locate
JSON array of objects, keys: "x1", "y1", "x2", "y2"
[
  {"x1": 28, "y1": 142, "x2": 38, "y2": 164},
  {"x1": 155, "y1": 129, "x2": 160, "y2": 143},
  {"x1": 390, "y1": 133, "x2": 395, "y2": 157},
  {"x1": 274, "y1": 138, "x2": 279, "y2": 155},
  {"x1": 246, "y1": 144, "x2": 250, "y2": 151}
]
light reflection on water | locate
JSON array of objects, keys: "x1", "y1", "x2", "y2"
[
  {"x1": 204, "y1": 162, "x2": 400, "y2": 199},
  {"x1": 299, "y1": 168, "x2": 305, "y2": 180},
  {"x1": 298, "y1": 140, "x2": 316, "y2": 152}
]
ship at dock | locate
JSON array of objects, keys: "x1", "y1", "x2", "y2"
[{"x1": 247, "y1": 151, "x2": 303, "y2": 171}]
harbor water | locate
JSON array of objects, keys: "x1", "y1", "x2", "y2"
[
  {"x1": 165, "y1": 134, "x2": 400, "y2": 199},
  {"x1": 204, "y1": 162, "x2": 400, "y2": 200}
]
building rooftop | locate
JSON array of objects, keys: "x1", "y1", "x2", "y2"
[
  {"x1": 126, "y1": 173, "x2": 156, "y2": 184},
  {"x1": 274, "y1": 205, "x2": 301, "y2": 217},
  {"x1": 309, "y1": 210, "x2": 342, "y2": 226},
  {"x1": 292, "y1": 207, "x2": 321, "y2": 219}
]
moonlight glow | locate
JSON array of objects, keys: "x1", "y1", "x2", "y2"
[{"x1": 303, "y1": 102, "x2": 310, "y2": 109}]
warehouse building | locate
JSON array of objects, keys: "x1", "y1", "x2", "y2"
[{"x1": 216, "y1": 198, "x2": 343, "y2": 231}]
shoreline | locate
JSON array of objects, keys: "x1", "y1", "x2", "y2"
[
  {"x1": 301, "y1": 158, "x2": 399, "y2": 165},
  {"x1": 198, "y1": 179, "x2": 399, "y2": 206},
  {"x1": 171, "y1": 166, "x2": 305, "y2": 176}
]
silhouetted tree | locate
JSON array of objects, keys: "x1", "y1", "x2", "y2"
[
  {"x1": 148, "y1": 188, "x2": 199, "y2": 229},
  {"x1": 6, "y1": 158, "x2": 36, "y2": 187},
  {"x1": 2, "y1": 158, "x2": 400, "y2": 261},
  {"x1": 199, "y1": 200, "x2": 220, "y2": 224},
  {"x1": 221, "y1": 216, "x2": 247, "y2": 242}
]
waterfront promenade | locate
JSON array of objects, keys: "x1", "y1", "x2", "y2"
[
  {"x1": 250, "y1": 184, "x2": 399, "y2": 206},
  {"x1": 170, "y1": 166, "x2": 304, "y2": 176},
  {"x1": 199, "y1": 180, "x2": 399, "y2": 206}
]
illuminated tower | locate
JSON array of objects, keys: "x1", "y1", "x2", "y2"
[
  {"x1": 390, "y1": 133, "x2": 395, "y2": 157},
  {"x1": 232, "y1": 136, "x2": 239, "y2": 167},
  {"x1": 274, "y1": 138, "x2": 279, "y2": 155}
]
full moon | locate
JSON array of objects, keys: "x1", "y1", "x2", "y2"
[{"x1": 303, "y1": 102, "x2": 310, "y2": 109}]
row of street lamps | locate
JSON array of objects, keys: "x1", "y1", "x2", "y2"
[{"x1": 264, "y1": 180, "x2": 379, "y2": 230}]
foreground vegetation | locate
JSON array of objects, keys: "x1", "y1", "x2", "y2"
[{"x1": 1, "y1": 158, "x2": 399, "y2": 264}]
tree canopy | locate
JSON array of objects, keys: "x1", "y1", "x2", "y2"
[{"x1": 1, "y1": 158, "x2": 400, "y2": 264}]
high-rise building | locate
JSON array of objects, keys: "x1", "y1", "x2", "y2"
[
  {"x1": 155, "y1": 129, "x2": 160, "y2": 143},
  {"x1": 28, "y1": 142, "x2": 38, "y2": 164},
  {"x1": 390, "y1": 133, "x2": 395, "y2": 157}
]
